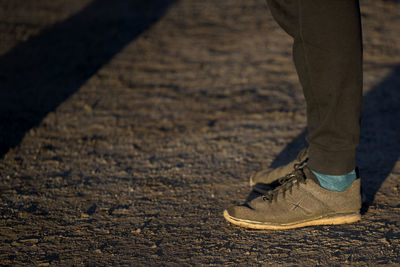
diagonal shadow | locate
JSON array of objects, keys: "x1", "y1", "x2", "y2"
[
  {"x1": 357, "y1": 65, "x2": 400, "y2": 206},
  {"x1": 246, "y1": 65, "x2": 400, "y2": 207},
  {"x1": 0, "y1": 0, "x2": 175, "y2": 157}
]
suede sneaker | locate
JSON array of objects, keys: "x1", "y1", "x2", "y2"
[
  {"x1": 250, "y1": 147, "x2": 308, "y2": 194},
  {"x1": 225, "y1": 166, "x2": 361, "y2": 230}
]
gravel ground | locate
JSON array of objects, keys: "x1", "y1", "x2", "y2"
[{"x1": 0, "y1": 0, "x2": 399, "y2": 265}]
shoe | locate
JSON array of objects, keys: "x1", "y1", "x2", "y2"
[
  {"x1": 250, "y1": 147, "x2": 308, "y2": 194},
  {"x1": 224, "y1": 166, "x2": 361, "y2": 230}
]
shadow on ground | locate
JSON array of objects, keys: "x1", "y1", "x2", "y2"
[
  {"x1": 0, "y1": 0, "x2": 175, "y2": 157},
  {"x1": 247, "y1": 65, "x2": 400, "y2": 208}
]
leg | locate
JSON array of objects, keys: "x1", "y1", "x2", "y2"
[
  {"x1": 269, "y1": 0, "x2": 363, "y2": 175},
  {"x1": 250, "y1": 0, "x2": 362, "y2": 191},
  {"x1": 224, "y1": 0, "x2": 363, "y2": 229},
  {"x1": 294, "y1": 0, "x2": 363, "y2": 175}
]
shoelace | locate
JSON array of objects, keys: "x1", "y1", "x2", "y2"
[
  {"x1": 262, "y1": 167, "x2": 307, "y2": 203},
  {"x1": 293, "y1": 148, "x2": 308, "y2": 169},
  {"x1": 269, "y1": 155, "x2": 308, "y2": 188}
]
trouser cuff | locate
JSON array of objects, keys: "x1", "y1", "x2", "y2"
[{"x1": 308, "y1": 146, "x2": 356, "y2": 175}]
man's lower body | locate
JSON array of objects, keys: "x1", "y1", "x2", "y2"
[{"x1": 224, "y1": 0, "x2": 363, "y2": 229}]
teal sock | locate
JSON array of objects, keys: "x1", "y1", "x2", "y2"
[{"x1": 311, "y1": 169, "x2": 356, "y2": 192}]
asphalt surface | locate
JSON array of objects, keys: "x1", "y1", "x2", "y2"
[{"x1": 0, "y1": 0, "x2": 399, "y2": 265}]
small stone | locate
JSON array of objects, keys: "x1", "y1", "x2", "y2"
[
  {"x1": 20, "y1": 238, "x2": 39, "y2": 243},
  {"x1": 131, "y1": 228, "x2": 141, "y2": 234},
  {"x1": 379, "y1": 238, "x2": 390, "y2": 246},
  {"x1": 84, "y1": 104, "x2": 92, "y2": 114}
]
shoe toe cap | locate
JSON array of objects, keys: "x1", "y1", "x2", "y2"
[
  {"x1": 226, "y1": 204, "x2": 249, "y2": 219},
  {"x1": 226, "y1": 203, "x2": 266, "y2": 223}
]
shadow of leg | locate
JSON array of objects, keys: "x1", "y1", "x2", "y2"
[{"x1": 243, "y1": 65, "x2": 400, "y2": 209}]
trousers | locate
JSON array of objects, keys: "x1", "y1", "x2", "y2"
[{"x1": 266, "y1": 0, "x2": 363, "y2": 175}]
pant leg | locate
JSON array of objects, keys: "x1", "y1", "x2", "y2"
[{"x1": 266, "y1": 0, "x2": 363, "y2": 175}]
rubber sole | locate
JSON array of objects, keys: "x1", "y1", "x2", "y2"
[{"x1": 223, "y1": 209, "x2": 361, "y2": 230}]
